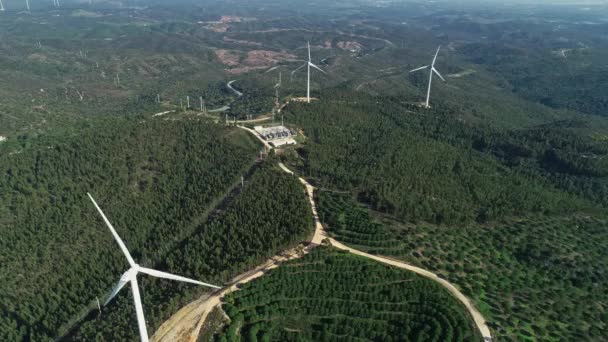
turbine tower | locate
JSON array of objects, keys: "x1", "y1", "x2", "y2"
[
  {"x1": 409, "y1": 46, "x2": 446, "y2": 108},
  {"x1": 0, "y1": 0, "x2": 5, "y2": 11},
  {"x1": 87, "y1": 193, "x2": 221, "y2": 342},
  {"x1": 292, "y1": 41, "x2": 326, "y2": 103},
  {"x1": 275, "y1": 71, "x2": 282, "y2": 106}
]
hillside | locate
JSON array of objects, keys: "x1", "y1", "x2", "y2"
[
  {"x1": 282, "y1": 91, "x2": 608, "y2": 224},
  {"x1": 69, "y1": 161, "x2": 314, "y2": 341},
  {"x1": 0, "y1": 117, "x2": 263, "y2": 340},
  {"x1": 317, "y1": 191, "x2": 607, "y2": 341},
  {"x1": 1, "y1": 1, "x2": 607, "y2": 341},
  {"x1": 215, "y1": 246, "x2": 482, "y2": 341}
]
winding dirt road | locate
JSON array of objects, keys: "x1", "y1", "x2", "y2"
[
  {"x1": 279, "y1": 161, "x2": 492, "y2": 341},
  {"x1": 227, "y1": 80, "x2": 243, "y2": 97},
  {"x1": 327, "y1": 238, "x2": 492, "y2": 340},
  {"x1": 151, "y1": 127, "x2": 493, "y2": 342}
]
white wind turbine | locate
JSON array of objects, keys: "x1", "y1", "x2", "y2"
[
  {"x1": 0, "y1": 0, "x2": 5, "y2": 11},
  {"x1": 409, "y1": 46, "x2": 446, "y2": 108},
  {"x1": 87, "y1": 193, "x2": 221, "y2": 342},
  {"x1": 274, "y1": 71, "x2": 282, "y2": 106},
  {"x1": 292, "y1": 41, "x2": 326, "y2": 103}
]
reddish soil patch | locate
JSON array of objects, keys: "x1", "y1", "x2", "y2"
[
  {"x1": 216, "y1": 49, "x2": 297, "y2": 74},
  {"x1": 214, "y1": 49, "x2": 241, "y2": 66},
  {"x1": 210, "y1": 24, "x2": 229, "y2": 33},
  {"x1": 243, "y1": 50, "x2": 297, "y2": 67},
  {"x1": 220, "y1": 16, "x2": 244, "y2": 23},
  {"x1": 337, "y1": 41, "x2": 363, "y2": 52}
]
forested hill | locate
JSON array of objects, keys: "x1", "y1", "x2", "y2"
[
  {"x1": 71, "y1": 161, "x2": 314, "y2": 341},
  {"x1": 217, "y1": 246, "x2": 482, "y2": 341},
  {"x1": 317, "y1": 191, "x2": 608, "y2": 341},
  {"x1": 283, "y1": 89, "x2": 608, "y2": 224},
  {"x1": 0, "y1": 117, "x2": 261, "y2": 340}
]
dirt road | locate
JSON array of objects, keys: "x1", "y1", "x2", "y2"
[
  {"x1": 151, "y1": 242, "x2": 315, "y2": 342},
  {"x1": 152, "y1": 128, "x2": 493, "y2": 342},
  {"x1": 227, "y1": 80, "x2": 243, "y2": 97},
  {"x1": 327, "y1": 238, "x2": 492, "y2": 340},
  {"x1": 279, "y1": 160, "x2": 493, "y2": 339}
]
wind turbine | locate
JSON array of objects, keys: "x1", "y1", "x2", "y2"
[
  {"x1": 292, "y1": 41, "x2": 326, "y2": 103},
  {"x1": 409, "y1": 46, "x2": 446, "y2": 108},
  {"x1": 87, "y1": 193, "x2": 221, "y2": 342},
  {"x1": 272, "y1": 71, "x2": 283, "y2": 113},
  {"x1": 25, "y1": 0, "x2": 30, "y2": 12},
  {"x1": 275, "y1": 71, "x2": 282, "y2": 104},
  {"x1": 0, "y1": 0, "x2": 5, "y2": 11}
]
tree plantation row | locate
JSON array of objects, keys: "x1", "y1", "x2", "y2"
[
  {"x1": 317, "y1": 191, "x2": 608, "y2": 341},
  {"x1": 215, "y1": 247, "x2": 481, "y2": 342}
]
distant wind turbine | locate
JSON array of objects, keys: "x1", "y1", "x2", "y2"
[
  {"x1": 275, "y1": 71, "x2": 282, "y2": 89},
  {"x1": 0, "y1": 0, "x2": 4, "y2": 11},
  {"x1": 25, "y1": 0, "x2": 30, "y2": 11},
  {"x1": 275, "y1": 71, "x2": 282, "y2": 108},
  {"x1": 292, "y1": 41, "x2": 326, "y2": 103},
  {"x1": 87, "y1": 193, "x2": 221, "y2": 342},
  {"x1": 409, "y1": 46, "x2": 446, "y2": 108}
]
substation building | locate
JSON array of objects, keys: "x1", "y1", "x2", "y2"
[{"x1": 254, "y1": 125, "x2": 297, "y2": 147}]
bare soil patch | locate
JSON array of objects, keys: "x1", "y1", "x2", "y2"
[
  {"x1": 337, "y1": 41, "x2": 363, "y2": 52},
  {"x1": 214, "y1": 49, "x2": 240, "y2": 66},
  {"x1": 215, "y1": 49, "x2": 297, "y2": 74}
]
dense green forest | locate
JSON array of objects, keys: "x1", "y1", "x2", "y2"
[
  {"x1": 70, "y1": 161, "x2": 313, "y2": 341},
  {"x1": 317, "y1": 191, "x2": 608, "y2": 341},
  {"x1": 1, "y1": 115, "x2": 305, "y2": 340},
  {"x1": 282, "y1": 90, "x2": 608, "y2": 224},
  {"x1": 457, "y1": 41, "x2": 608, "y2": 116},
  {"x1": 215, "y1": 246, "x2": 481, "y2": 342},
  {"x1": 1, "y1": 1, "x2": 608, "y2": 341}
]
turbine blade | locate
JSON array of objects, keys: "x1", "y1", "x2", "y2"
[
  {"x1": 309, "y1": 62, "x2": 327, "y2": 74},
  {"x1": 139, "y1": 267, "x2": 221, "y2": 289},
  {"x1": 307, "y1": 41, "x2": 311, "y2": 62},
  {"x1": 291, "y1": 63, "x2": 307, "y2": 76},
  {"x1": 104, "y1": 277, "x2": 129, "y2": 305},
  {"x1": 130, "y1": 277, "x2": 149, "y2": 342},
  {"x1": 432, "y1": 46, "x2": 441, "y2": 66},
  {"x1": 409, "y1": 65, "x2": 429, "y2": 73},
  {"x1": 87, "y1": 193, "x2": 136, "y2": 266},
  {"x1": 432, "y1": 68, "x2": 446, "y2": 82}
]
